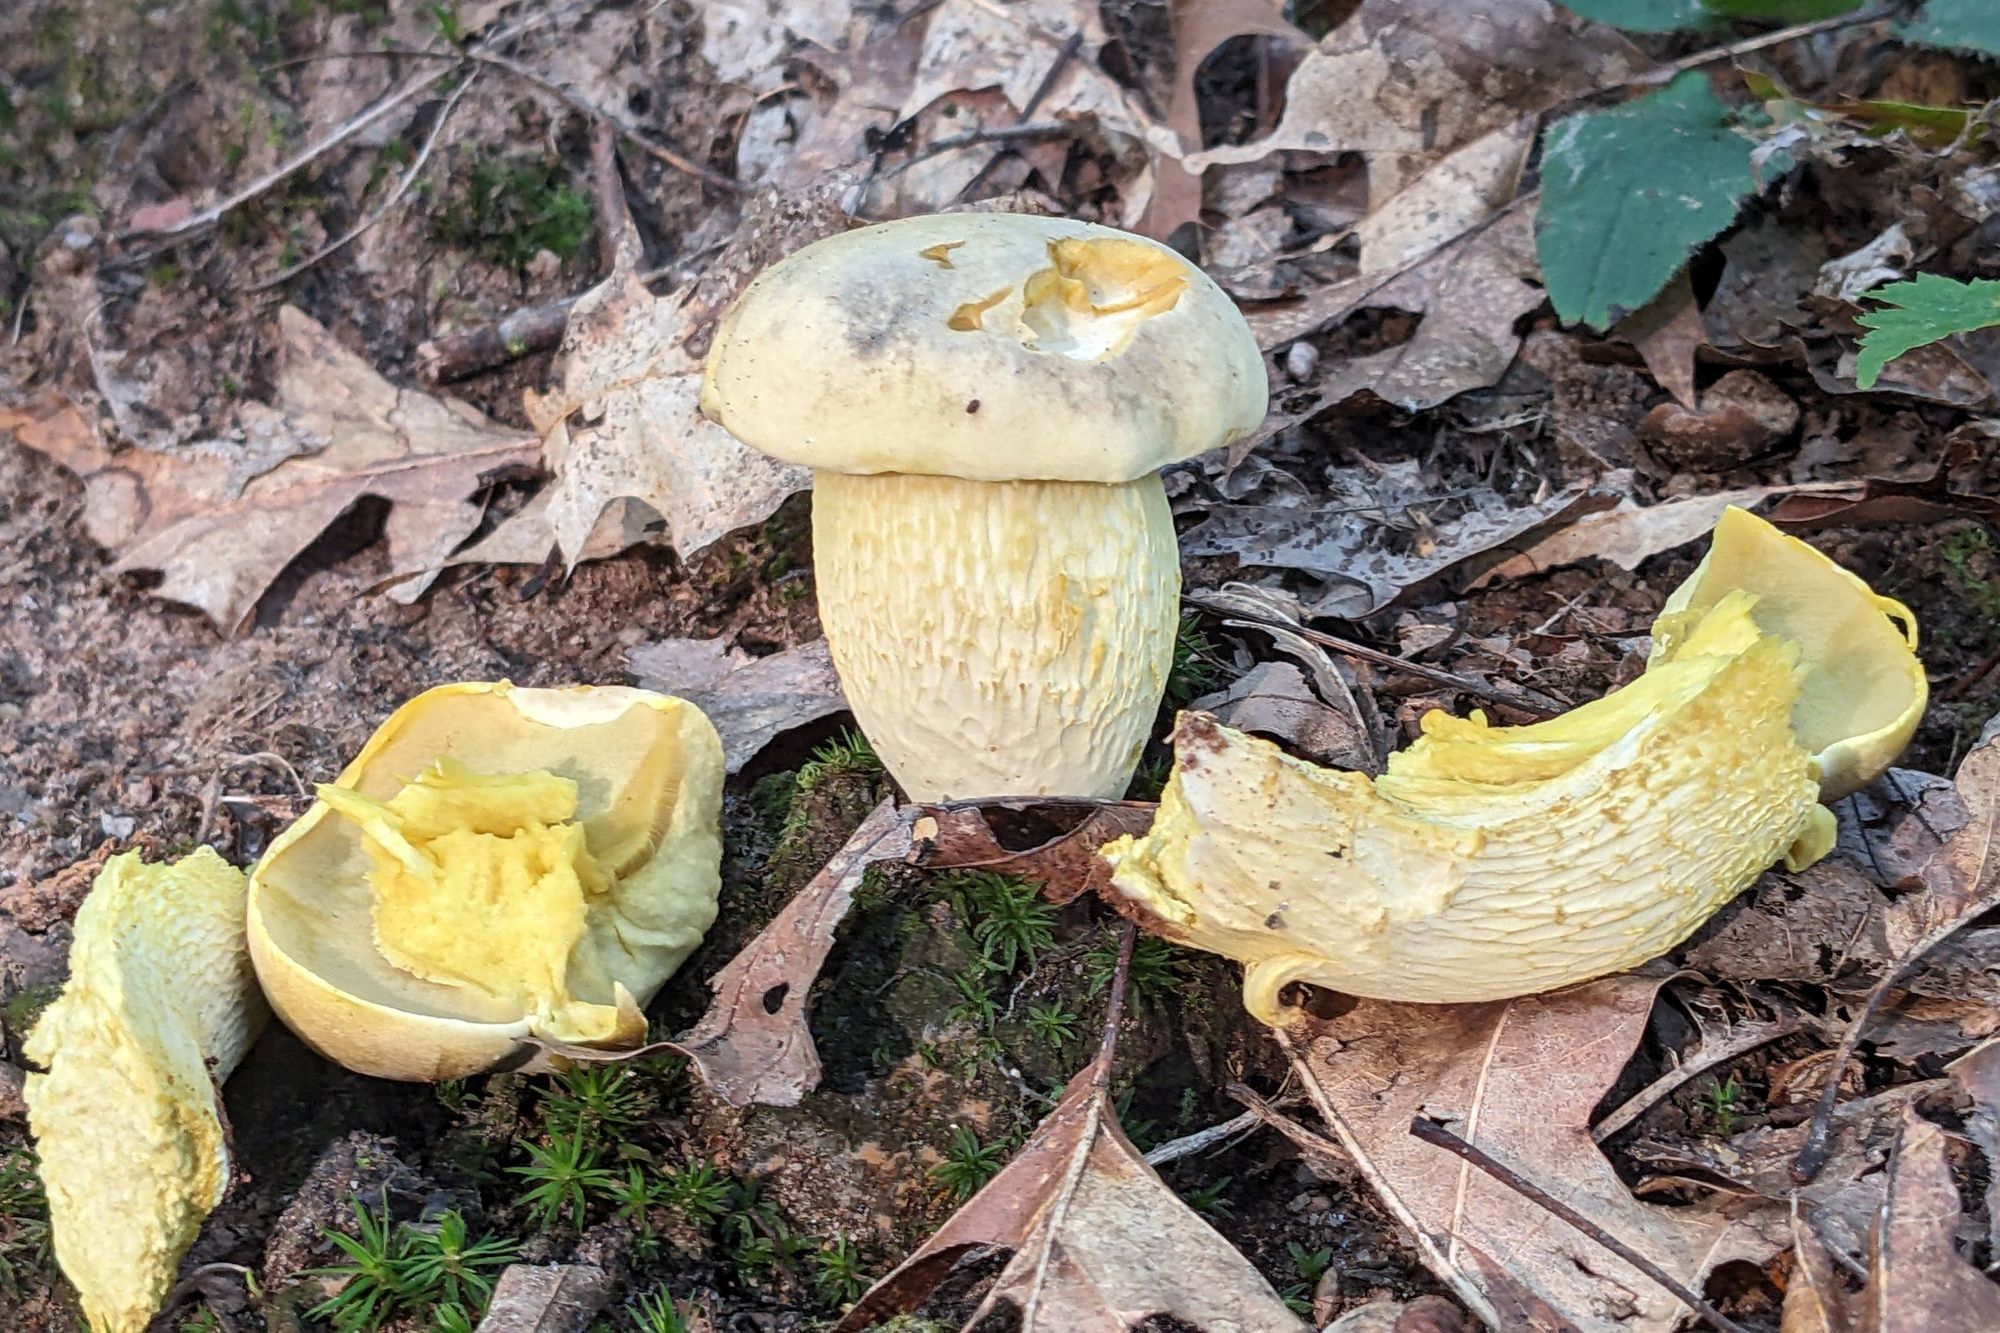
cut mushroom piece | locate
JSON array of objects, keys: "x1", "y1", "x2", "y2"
[
  {"x1": 1100, "y1": 510, "x2": 1924, "y2": 1014},
  {"x1": 24, "y1": 847, "x2": 267, "y2": 1333},
  {"x1": 1654, "y1": 504, "x2": 1926, "y2": 800},
  {"x1": 700, "y1": 212, "x2": 1267, "y2": 801},
  {"x1": 247, "y1": 681, "x2": 723, "y2": 1081}
]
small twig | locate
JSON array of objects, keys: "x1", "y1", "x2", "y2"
[
  {"x1": 120, "y1": 71, "x2": 445, "y2": 243},
  {"x1": 1409, "y1": 1116, "x2": 1753, "y2": 1333},
  {"x1": 1943, "y1": 638, "x2": 2000, "y2": 701},
  {"x1": 1640, "y1": 7, "x2": 1893, "y2": 86},
  {"x1": 954, "y1": 28, "x2": 1083, "y2": 202},
  {"x1": 1185, "y1": 593, "x2": 1569, "y2": 719},
  {"x1": 414, "y1": 258, "x2": 690, "y2": 381},
  {"x1": 887, "y1": 122, "x2": 1072, "y2": 176},
  {"x1": 1143, "y1": 1109, "x2": 1262, "y2": 1167},
  {"x1": 1096, "y1": 919, "x2": 1138, "y2": 1079},
  {"x1": 250, "y1": 70, "x2": 478, "y2": 291},
  {"x1": 1592, "y1": 1015, "x2": 1802, "y2": 1144}
]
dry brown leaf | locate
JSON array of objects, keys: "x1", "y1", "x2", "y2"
[
  {"x1": 1290, "y1": 975, "x2": 1785, "y2": 1332},
  {"x1": 1619, "y1": 270, "x2": 1705, "y2": 411},
  {"x1": 1133, "y1": 0, "x2": 1308, "y2": 241},
  {"x1": 1183, "y1": 0, "x2": 1643, "y2": 195},
  {"x1": 515, "y1": 225, "x2": 810, "y2": 570},
  {"x1": 1946, "y1": 1037, "x2": 2000, "y2": 1261},
  {"x1": 1865, "y1": 1112, "x2": 2000, "y2": 1332},
  {"x1": 1797, "y1": 718, "x2": 2000, "y2": 1180},
  {"x1": 699, "y1": 0, "x2": 857, "y2": 91},
  {"x1": 672, "y1": 797, "x2": 909, "y2": 1108},
  {"x1": 627, "y1": 636, "x2": 847, "y2": 773},
  {"x1": 1251, "y1": 207, "x2": 1543, "y2": 409},
  {"x1": 475, "y1": 1264, "x2": 614, "y2": 1333},
  {"x1": 837, "y1": 1013, "x2": 1304, "y2": 1332},
  {"x1": 1181, "y1": 469, "x2": 1614, "y2": 618},
  {"x1": 910, "y1": 798, "x2": 1156, "y2": 905},
  {"x1": 1473, "y1": 485, "x2": 1845, "y2": 583},
  {"x1": 1193, "y1": 660, "x2": 1375, "y2": 771},
  {"x1": 2, "y1": 307, "x2": 538, "y2": 632},
  {"x1": 1782, "y1": 1212, "x2": 1860, "y2": 1333}
]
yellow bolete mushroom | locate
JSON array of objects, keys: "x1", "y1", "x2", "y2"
[
  {"x1": 24, "y1": 847, "x2": 267, "y2": 1333},
  {"x1": 247, "y1": 681, "x2": 723, "y2": 1081},
  {"x1": 1100, "y1": 509, "x2": 1927, "y2": 1016},
  {"x1": 700, "y1": 212, "x2": 1267, "y2": 800}
]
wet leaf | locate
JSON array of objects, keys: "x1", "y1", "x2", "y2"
[
  {"x1": 1537, "y1": 73, "x2": 1760, "y2": 329},
  {"x1": 1, "y1": 309, "x2": 539, "y2": 632},
  {"x1": 838, "y1": 1012, "x2": 1304, "y2": 1332},
  {"x1": 1946, "y1": 1037, "x2": 2000, "y2": 1261},
  {"x1": 627, "y1": 637, "x2": 847, "y2": 773},
  {"x1": 1290, "y1": 975, "x2": 1785, "y2": 1332},
  {"x1": 910, "y1": 797, "x2": 1156, "y2": 904}
]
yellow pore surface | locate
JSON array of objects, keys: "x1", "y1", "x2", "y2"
[
  {"x1": 24, "y1": 848, "x2": 265, "y2": 1333},
  {"x1": 1103, "y1": 592, "x2": 1834, "y2": 1014}
]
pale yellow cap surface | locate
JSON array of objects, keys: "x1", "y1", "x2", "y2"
[{"x1": 700, "y1": 212, "x2": 1268, "y2": 483}]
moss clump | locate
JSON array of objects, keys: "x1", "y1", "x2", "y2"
[{"x1": 432, "y1": 153, "x2": 593, "y2": 272}]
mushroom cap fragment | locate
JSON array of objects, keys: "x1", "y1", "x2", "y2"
[
  {"x1": 1654, "y1": 505, "x2": 1926, "y2": 801},
  {"x1": 699, "y1": 212, "x2": 1268, "y2": 484},
  {"x1": 1101, "y1": 511, "x2": 1923, "y2": 1014},
  {"x1": 23, "y1": 847, "x2": 266, "y2": 1333},
  {"x1": 247, "y1": 682, "x2": 723, "y2": 1081}
]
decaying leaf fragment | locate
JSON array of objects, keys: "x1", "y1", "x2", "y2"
[
  {"x1": 24, "y1": 848, "x2": 268, "y2": 1333},
  {"x1": 838, "y1": 934, "x2": 1303, "y2": 1333},
  {"x1": 1103, "y1": 509, "x2": 1926, "y2": 1011},
  {"x1": 247, "y1": 682, "x2": 723, "y2": 1081}
]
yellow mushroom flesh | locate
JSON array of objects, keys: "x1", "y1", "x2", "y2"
[
  {"x1": 248, "y1": 682, "x2": 723, "y2": 1080},
  {"x1": 23, "y1": 848, "x2": 266, "y2": 1333},
  {"x1": 1101, "y1": 510, "x2": 1921, "y2": 1014}
]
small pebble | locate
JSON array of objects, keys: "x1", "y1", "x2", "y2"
[{"x1": 99, "y1": 813, "x2": 136, "y2": 838}]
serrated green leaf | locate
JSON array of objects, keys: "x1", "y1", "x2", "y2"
[
  {"x1": 1898, "y1": 0, "x2": 2000, "y2": 57},
  {"x1": 1853, "y1": 274, "x2": 2000, "y2": 388},
  {"x1": 1535, "y1": 73, "x2": 1761, "y2": 330},
  {"x1": 1704, "y1": 0, "x2": 1867, "y2": 20},
  {"x1": 1557, "y1": 0, "x2": 1708, "y2": 32}
]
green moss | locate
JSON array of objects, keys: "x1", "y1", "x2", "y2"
[
  {"x1": 432, "y1": 153, "x2": 593, "y2": 272},
  {"x1": 1, "y1": 983, "x2": 61, "y2": 1046}
]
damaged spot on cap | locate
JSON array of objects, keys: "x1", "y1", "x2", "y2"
[{"x1": 920, "y1": 240, "x2": 966, "y2": 268}]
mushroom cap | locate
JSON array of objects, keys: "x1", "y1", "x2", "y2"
[
  {"x1": 247, "y1": 681, "x2": 723, "y2": 1082},
  {"x1": 700, "y1": 213, "x2": 1268, "y2": 483},
  {"x1": 1653, "y1": 505, "x2": 1926, "y2": 801}
]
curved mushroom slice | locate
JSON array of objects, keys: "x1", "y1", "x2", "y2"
[
  {"x1": 24, "y1": 848, "x2": 266, "y2": 1333},
  {"x1": 248, "y1": 682, "x2": 724, "y2": 1081},
  {"x1": 1100, "y1": 512, "x2": 1923, "y2": 1015},
  {"x1": 1655, "y1": 505, "x2": 1926, "y2": 800}
]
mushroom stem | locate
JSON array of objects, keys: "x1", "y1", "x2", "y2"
[{"x1": 810, "y1": 469, "x2": 1179, "y2": 800}]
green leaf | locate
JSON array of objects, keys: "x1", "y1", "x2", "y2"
[
  {"x1": 1557, "y1": 0, "x2": 1708, "y2": 32},
  {"x1": 1898, "y1": 0, "x2": 2000, "y2": 56},
  {"x1": 1853, "y1": 274, "x2": 2000, "y2": 388},
  {"x1": 1536, "y1": 73, "x2": 1761, "y2": 330},
  {"x1": 1703, "y1": 0, "x2": 1867, "y2": 20}
]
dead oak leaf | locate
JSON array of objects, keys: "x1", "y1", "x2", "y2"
[
  {"x1": 627, "y1": 636, "x2": 847, "y2": 774},
  {"x1": 1290, "y1": 975, "x2": 1785, "y2": 1332},
  {"x1": 520, "y1": 228, "x2": 809, "y2": 571},
  {"x1": 3, "y1": 307, "x2": 537, "y2": 632},
  {"x1": 838, "y1": 1025, "x2": 1304, "y2": 1332},
  {"x1": 1863, "y1": 1111, "x2": 2000, "y2": 1332}
]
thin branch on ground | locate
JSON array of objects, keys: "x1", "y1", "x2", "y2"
[
  {"x1": 1143, "y1": 1109, "x2": 1262, "y2": 1168},
  {"x1": 1185, "y1": 592, "x2": 1570, "y2": 719},
  {"x1": 118, "y1": 70, "x2": 446, "y2": 243},
  {"x1": 887, "y1": 123, "x2": 1072, "y2": 176},
  {"x1": 250, "y1": 71, "x2": 478, "y2": 291},
  {"x1": 1592, "y1": 1014, "x2": 1803, "y2": 1145},
  {"x1": 1408, "y1": 1116, "x2": 1752, "y2": 1333},
  {"x1": 1642, "y1": 7, "x2": 1894, "y2": 86}
]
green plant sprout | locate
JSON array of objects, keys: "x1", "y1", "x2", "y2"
[
  {"x1": 510, "y1": 1131, "x2": 617, "y2": 1231},
  {"x1": 930, "y1": 1126, "x2": 1006, "y2": 1201}
]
